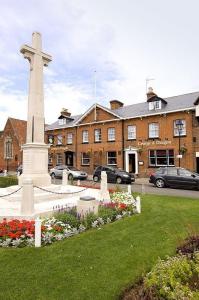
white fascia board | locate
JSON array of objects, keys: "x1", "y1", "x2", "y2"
[{"x1": 123, "y1": 107, "x2": 195, "y2": 120}]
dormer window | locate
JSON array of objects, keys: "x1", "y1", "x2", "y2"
[
  {"x1": 147, "y1": 88, "x2": 167, "y2": 111},
  {"x1": 58, "y1": 118, "x2": 66, "y2": 125},
  {"x1": 149, "y1": 100, "x2": 161, "y2": 111}
]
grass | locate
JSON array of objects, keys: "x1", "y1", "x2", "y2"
[{"x1": 0, "y1": 194, "x2": 199, "y2": 300}]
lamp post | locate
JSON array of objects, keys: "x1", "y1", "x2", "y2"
[{"x1": 175, "y1": 120, "x2": 183, "y2": 167}]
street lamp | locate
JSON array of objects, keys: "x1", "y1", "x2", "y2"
[{"x1": 175, "y1": 120, "x2": 183, "y2": 167}]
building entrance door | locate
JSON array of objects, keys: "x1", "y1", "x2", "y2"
[
  {"x1": 129, "y1": 154, "x2": 136, "y2": 173},
  {"x1": 196, "y1": 157, "x2": 199, "y2": 173},
  {"x1": 65, "y1": 151, "x2": 73, "y2": 166}
]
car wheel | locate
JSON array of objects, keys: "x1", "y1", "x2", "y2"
[
  {"x1": 155, "y1": 178, "x2": 165, "y2": 188},
  {"x1": 116, "y1": 177, "x2": 122, "y2": 184},
  {"x1": 68, "y1": 174, "x2": 73, "y2": 181},
  {"x1": 51, "y1": 173, "x2": 55, "y2": 179},
  {"x1": 93, "y1": 175, "x2": 99, "y2": 182}
]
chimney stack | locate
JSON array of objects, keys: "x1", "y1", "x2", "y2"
[
  {"x1": 60, "y1": 108, "x2": 71, "y2": 117},
  {"x1": 146, "y1": 87, "x2": 157, "y2": 102},
  {"x1": 110, "y1": 100, "x2": 124, "y2": 110}
]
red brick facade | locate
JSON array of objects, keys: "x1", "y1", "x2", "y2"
[
  {"x1": 0, "y1": 118, "x2": 26, "y2": 171},
  {"x1": 45, "y1": 97, "x2": 199, "y2": 177},
  {"x1": 1, "y1": 92, "x2": 199, "y2": 176}
]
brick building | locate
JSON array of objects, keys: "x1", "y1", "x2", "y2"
[
  {"x1": 45, "y1": 89, "x2": 199, "y2": 177},
  {"x1": 0, "y1": 118, "x2": 26, "y2": 171}
]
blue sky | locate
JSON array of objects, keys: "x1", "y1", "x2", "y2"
[{"x1": 0, "y1": 0, "x2": 199, "y2": 129}]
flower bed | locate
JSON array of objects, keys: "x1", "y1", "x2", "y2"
[{"x1": 0, "y1": 192, "x2": 137, "y2": 248}]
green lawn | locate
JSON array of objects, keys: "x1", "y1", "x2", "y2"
[{"x1": 0, "y1": 194, "x2": 199, "y2": 300}]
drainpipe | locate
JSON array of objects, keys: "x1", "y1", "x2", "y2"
[
  {"x1": 122, "y1": 119, "x2": 125, "y2": 170},
  {"x1": 75, "y1": 126, "x2": 77, "y2": 168}
]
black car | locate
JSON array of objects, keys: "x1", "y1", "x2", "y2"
[
  {"x1": 93, "y1": 165, "x2": 135, "y2": 184},
  {"x1": 149, "y1": 167, "x2": 199, "y2": 190}
]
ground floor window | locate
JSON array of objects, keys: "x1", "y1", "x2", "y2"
[
  {"x1": 56, "y1": 153, "x2": 63, "y2": 165},
  {"x1": 149, "y1": 149, "x2": 174, "y2": 166},
  {"x1": 81, "y1": 153, "x2": 90, "y2": 165},
  {"x1": 107, "y1": 151, "x2": 117, "y2": 165},
  {"x1": 4, "y1": 138, "x2": 13, "y2": 159},
  {"x1": 48, "y1": 154, "x2": 53, "y2": 165}
]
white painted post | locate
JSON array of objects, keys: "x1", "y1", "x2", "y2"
[
  {"x1": 35, "y1": 217, "x2": 41, "y2": 247},
  {"x1": 21, "y1": 178, "x2": 34, "y2": 215},
  {"x1": 135, "y1": 196, "x2": 141, "y2": 214},
  {"x1": 128, "y1": 184, "x2": 131, "y2": 194},
  {"x1": 77, "y1": 179, "x2": 80, "y2": 186},
  {"x1": 62, "y1": 170, "x2": 68, "y2": 186},
  {"x1": 4, "y1": 170, "x2": 7, "y2": 176}
]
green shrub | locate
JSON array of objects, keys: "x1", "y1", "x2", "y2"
[
  {"x1": 82, "y1": 212, "x2": 98, "y2": 229},
  {"x1": 54, "y1": 211, "x2": 81, "y2": 228},
  {"x1": 98, "y1": 205, "x2": 118, "y2": 222},
  {"x1": 0, "y1": 176, "x2": 18, "y2": 188},
  {"x1": 144, "y1": 254, "x2": 199, "y2": 299}
]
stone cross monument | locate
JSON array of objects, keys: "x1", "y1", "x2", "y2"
[{"x1": 18, "y1": 32, "x2": 52, "y2": 186}]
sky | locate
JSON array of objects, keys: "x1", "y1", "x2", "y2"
[{"x1": 0, "y1": 0, "x2": 199, "y2": 129}]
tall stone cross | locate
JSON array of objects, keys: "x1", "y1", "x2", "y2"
[
  {"x1": 19, "y1": 32, "x2": 52, "y2": 187},
  {"x1": 20, "y1": 32, "x2": 52, "y2": 144}
]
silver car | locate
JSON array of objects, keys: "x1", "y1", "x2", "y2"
[{"x1": 50, "y1": 165, "x2": 88, "y2": 180}]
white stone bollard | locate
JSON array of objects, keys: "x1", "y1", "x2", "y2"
[
  {"x1": 77, "y1": 179, "x2": 80, "y2": 186},
  {"x1": 62, "y1": 170, "x2": 68, "y2": 186},
  {"x1": 135, "y1": 196, "x2": 141, "y2": 214},
  {"x1": 128, "y1": 184, "x2": 131, "y2": 194},
  {"x1": 100, "y1": 171, "x2": 110, "y2": 203},
  {"x1": 35, "y1": 217, "x2": 41, "y2": 247},
  {"x1": 4, "y1": 170, "x2": 7, "y2": 176},
  {"x1": 21, "y1": 178, "x2": 34, "y2": 215}
]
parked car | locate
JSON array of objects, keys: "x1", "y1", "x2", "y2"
[
  {"x1": 93, "y1": 165, "x2": 135, "y2": 184},
  {"x1": 149, "y1": 167, "x2": 199, "y2": 190},
  {"x1": 16, "y1": 165, "x2": 23, "y2": 175},
  {"x1": 50, "y1": 165, "x2": 88, "y2": 180}
]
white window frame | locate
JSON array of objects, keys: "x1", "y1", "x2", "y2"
[
  {"x1": 58, "y1": 118, "x2": 66, "y2": 125},
  {"x1": 173, "y1": 119, "x2": 186, "y2": 136},
  {"x1": 108, "y1": 128, "x2": 115, "y2": 141},
  {"x1": 149, "y1": 149, "x2": 174, "y2": 167},
  {"x1": 149, "y1": 100, "x2": 161, "y2": 110},
  {"x1": 56, "y1": 153, "x2": 63, "y2": 165},
  {"x1": 128, "y1": 125, "x2": 136, "y2": 140},
  {"x1": 48, "y1": 154, "x2": 53, "y2": 165},
  {"x1": 4, "y1": 137, "x2": 13, "y2": 159},
  {"x1": 107, "y1": 151, "x2": 117, "y2": 165},
  {"x1": 48, "y1": 135, "x2": 54, "y2": 145},
  {"x1": 94, "y1": 129, "x2": 101, "y2": 142},
  {"x1": 67, "y1": 133, "x2": 73, "y2": 144},
  {"x1": 149, "y1": 123, "x2": 159, "y2": 138},
  {"x1": 57, "y1": 134, "x2": 63, "y2": 145},
  {"x1": 82, "y1": 130, "x2": 89, "y2": 143},
  {"x1": 81, "y1": 153, "x2": 90, "y2": 165}
]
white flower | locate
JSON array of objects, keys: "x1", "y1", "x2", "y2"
[
  {"x1": 1, "y1": 238, "x2": 12, "y2": 247},
  {"x1": 54, "y1": 234, "x2": 64, "y2": 241},
  {"x1": 92, "y1": 220, "x2": 99, "y2": 228},
  {"x1": 12, "y1": 238, "x2": 22, "y2": 247},
  {"x1": 116, "y1": 214, "x2": 122, "y2": 220}
]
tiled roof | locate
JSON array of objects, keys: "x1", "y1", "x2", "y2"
[
  {"x1": 45, "y1": 114, "x2": 81, "y2": 131},
  {"x1": 45, "y1": 91, "x2": 199, "y2": 131},
  {"x1": 113, "y1": 91, "x2": 199, "y2": 118}
]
